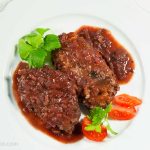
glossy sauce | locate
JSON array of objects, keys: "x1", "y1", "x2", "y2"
[
  {"x1": 77, "y1": 26, "x2": 135, "y2": 84},
  {"x1": 12, "y1": 25, "x2": 135, "y2": 144},
  {"x1": 13, "y1": 67, "x2": 83, "y2": 144}
]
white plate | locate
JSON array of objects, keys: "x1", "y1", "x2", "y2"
[{"x1": 0, "y1": 0, "x2": 150, "y2": 150}]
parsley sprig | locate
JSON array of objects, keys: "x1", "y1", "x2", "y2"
[
  {"x1": 18, "y1": 28, "x2": 61, "y2": 68},
  {"x1": 85, "y1": 104, "x2": 117, "y2": 135}
]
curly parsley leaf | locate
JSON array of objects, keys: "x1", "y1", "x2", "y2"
[
  {"x1": 28, "y1": 50, "x2": 47, "y2": 68},
  {"x1": 85, "y1": 104, "x2": 117, "y2": 135},
  {"x1": 88, "y1": 104, "x2": 111, "y2": 125},
  {"x1": 44, "y1": 34, "x2": 61, "y2": 51},
  {"x1": 95, "y1": 125, "x2": 101, "y2": 133},
  {"x1": 24, "y1": 33, "x2": 43, "y2": 48},
  {"x1": 17, "y1": 28, "x2": 61, "y2": 68},
  {"x1": 18, "y1": 39, "x2": 33, "y2": 60},
  {"x1": 34, "y1": 28, "x2": 49, "y2": 36},
  {"x1": 85, "y1": 124, "x2": 97, "y2": 131},
  {"x1": 85, "y1": 124, "x2": 101, "y2": 133}
]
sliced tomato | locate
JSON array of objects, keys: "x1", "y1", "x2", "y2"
[
  {"x1": 82, "y1": 117, "x2": 107, "y2": 142},
  {"x1": 108, "y1": 105, "x2": 136, "y2": 120},
  {"x1": 112, "y1": 94, "x2": 142, "y2": 107}
]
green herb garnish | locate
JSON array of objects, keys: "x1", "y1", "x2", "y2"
[
  {"x1": 17, "y1": 28, "x2": 61, "y2": 68},
  {"x1": 85, "y1": 104, "x2": 117, "y2": 135}
]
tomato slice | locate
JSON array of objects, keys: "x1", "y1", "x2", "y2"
[
  {"x1": 109, "y1": 105, "x2": 136, "y2": 120},
  {"x1": 82, "y1": 117, "x2": 107, "y2": 142},
  {"x1": 112, "y1": 94, "x2": 142, "y2": 107}
]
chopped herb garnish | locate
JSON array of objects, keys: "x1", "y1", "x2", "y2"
[
  {"x1": 17, "y1": 28, "x2": 61, "y2": 68},
  {"x1": 85, "y1": 104, "x2": 117, "y2": 135}
]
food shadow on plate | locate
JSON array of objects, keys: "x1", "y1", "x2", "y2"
[
  {"x1": 79, "y1": 102, "x2": 90, "y2": 116},
  {"x1": 4, "y1": 45, "x2": 20, "y2": 108}
]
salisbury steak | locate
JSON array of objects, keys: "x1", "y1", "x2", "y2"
[
  {"x1": 77, "y1": 26, "x2": 135, "y2": 83},
  {"x1": 14, "y1": 62, "x2": 80, "y2": 135},
  {"x1": 53, "y1": 32, "x2": 119, "y2": 108}
]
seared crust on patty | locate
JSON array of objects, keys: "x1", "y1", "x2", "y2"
[
  {"x1": 14, "y1": 62, "x2": 81, "y2": 135},
  {"x1": 53, "y1": 32, "x2": 119, "y2": 108}
]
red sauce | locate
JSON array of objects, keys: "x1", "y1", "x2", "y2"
[
  {"x1": 12, "y1": 25, "x2": 135, "y2": 144},
  {"x1": 12, "y1": 68, "x2": 83, "y2": 144},
  {"x1": 76, "y1": 26, "x2": 135, "y2": 84}
]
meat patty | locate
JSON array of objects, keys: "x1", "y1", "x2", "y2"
[
  {"x1": 77, "y1": 26, "x2": 134, "y2": 83},
  {"x1": 14, "y1": 62, "x2": 81, "y2": 135},
  {"x1": 53, "y1": 32, "x2": 119, "y2": 108}
]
